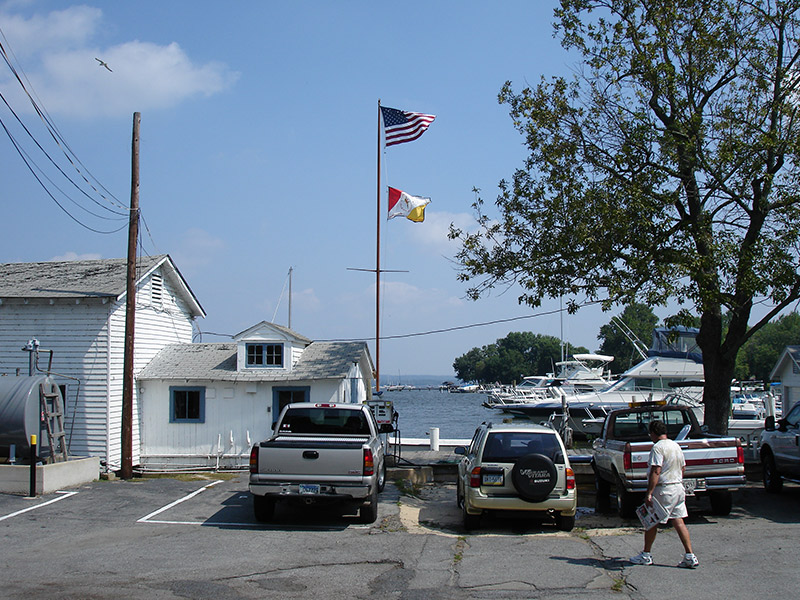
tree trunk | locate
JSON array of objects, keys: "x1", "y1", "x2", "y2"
[
  {"x1": 697, "y1": 310, "x2": 735, "y2": 435},
  {"x1": 702, "y1": 354, "x2": 735, "y2": 435}
]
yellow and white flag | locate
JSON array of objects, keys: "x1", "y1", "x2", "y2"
[{"x1": 388, "y1": 187, "x2": 431, "y2": 222}]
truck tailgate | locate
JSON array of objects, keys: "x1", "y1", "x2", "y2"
[
  {"x1": 627, "y1": 438, "x2": 744, "y2": 484},
  {"x1": 258, "y1": 436, "x2": 368, "y2": 478}
]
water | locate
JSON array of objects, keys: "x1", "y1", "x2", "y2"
[{"x1": 382, "y1": 388, "x2": 505, "y2": 440}]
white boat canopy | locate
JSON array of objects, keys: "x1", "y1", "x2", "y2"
[{"x1": 571, "y1": 353, "x2": 614, "y2": 363}]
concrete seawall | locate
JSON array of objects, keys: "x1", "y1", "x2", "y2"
[{"x1": 387, "y1": 439, "x2": 595, "y2": 486}]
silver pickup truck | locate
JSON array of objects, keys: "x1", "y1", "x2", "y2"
[
  {"x1": 249, "y1": 402, "x2": 389, "y2": 523},
  {"x1": 591, "y1": 403, "x2": 746, "y2": 518}
]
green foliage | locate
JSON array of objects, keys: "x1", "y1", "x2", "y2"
[
  {"x1": 450, "y1": 1, "x2": 800, "y2": 433},
  {"x1": 453, "y1": 331, "x2": 589, "y2": 384},
  {"x1": 735, "y1": 313, "x2": 800, "y2": 381},
  {"x1": 597, "y1": 303, "x2": 659, "y2": 373}
]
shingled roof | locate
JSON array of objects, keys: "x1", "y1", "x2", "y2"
[
  {"x1": 0, "y1": 255, "x2": 205, "y2": 316},
  {"x1": 137, "y1": 341, "x2": 370, "y2": 382}
]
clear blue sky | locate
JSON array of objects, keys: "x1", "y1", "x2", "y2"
[{"x1": 0, "y1": 0, "x2": 673, "y2": 378}]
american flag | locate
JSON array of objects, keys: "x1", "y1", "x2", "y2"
[{"x1": 381, "y1": 106, "x2": 436, "y2": 147}]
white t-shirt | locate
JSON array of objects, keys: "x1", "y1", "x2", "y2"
[{"x1": 648, "y1": 438, "x2": 685, "y2": 485}]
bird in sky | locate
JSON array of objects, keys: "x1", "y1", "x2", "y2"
[{"x1": 95, "y1": 58, "x2": 112, "y2": 72}]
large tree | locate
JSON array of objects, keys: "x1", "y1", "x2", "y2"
[
  {"x1": 734, "y1": 312, "x2": 800, "y2": 380},
  {"x1": 453, "y1": 331, "x2": 588, "y2": 384},
  {"x1": 450, "y1": 0, "x2": 800, "y2": 433}
]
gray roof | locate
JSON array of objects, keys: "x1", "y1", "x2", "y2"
[
  {"x1": 234, "y1": 321, "x2": 312, "y2": 345},
  {"x1": 0, "y1": 254, "x2": 205, "y2": 316},
  {"x1": 0, "y1": 255, "x2": 165, "y2": 298},
  {"x1": 137, "y1": 341, "x2": 370, "y2": 382}
]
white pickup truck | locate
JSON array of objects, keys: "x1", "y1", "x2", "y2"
[
  {"x1": 759, "y1": 402, "x2": 800, "y2": 492},
  {"x1": 591, "y1": 403, "x2": 746, "y2": 518},
  {"x1": 249, "y1": 402, "x2": 390, "y2": 523}
]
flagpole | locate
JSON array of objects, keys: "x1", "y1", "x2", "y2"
[{"x1": 376, "y1": 99, "x2": 382, "y2": 393}]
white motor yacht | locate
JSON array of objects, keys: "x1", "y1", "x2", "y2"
[
  {"x1": 484, "y1": 353, "x2": 614, "y2": 409},
  {"x1": 502, "y1": 328, "x2": 705, "y2": 436}
]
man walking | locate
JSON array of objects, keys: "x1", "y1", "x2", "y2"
[{"x1": 630, "y1": 419, "x2": 699, "y2": 568}]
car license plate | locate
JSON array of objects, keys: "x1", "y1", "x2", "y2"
[
  {"x1": 299, "y1": 484, "x2": 320, "y2": 495},
  {"x1": 683, "y1": 479, "x2": 696, "y2": 496},
  {"x1": 482, "y1": 472, "x2": 504, "y2": 486}
]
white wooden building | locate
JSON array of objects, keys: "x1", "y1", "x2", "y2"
[
  {"x1": 0, "y1": 255, "x2": 205, "y2": 469},
  {"x1": 136, "y1": 321, "x2": 375, "y2": 469},
  {"x1": 770, "y1": 345, "x2": 800, "y2": 416}
]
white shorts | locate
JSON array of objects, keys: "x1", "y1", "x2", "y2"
[{"x1": 653, "y1": 483, "x2": 688, "y2": 523}]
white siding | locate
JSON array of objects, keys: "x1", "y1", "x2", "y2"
[
  {"x1": 232, "y1": 323, "x2": 309, "y2": 373},
  {"x1": 783, "y1": 386, "x2": 799, "y2": 416},
  {"x1": 290, "y1": 345, "x2": 304, "y2": 368},
  {"x1": 0, "y1": 265, "x2": 197, "y2": 470},
  {"x1": 0, "y1": 298, "x2": 112, "y2": 459},
  {"x1": 775, "y1": 360, "x2": 800, "y2": 417},
  {"x1": 139, "y1": 379, "x2": 344, "y2": 468},
  {"x1": 109, "y1": 271, "x2": 195, "y2": 468}
]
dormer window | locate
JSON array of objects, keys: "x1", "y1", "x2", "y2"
[{"x1": 246, "y1": 343, "x2": 283, "y2": 368}]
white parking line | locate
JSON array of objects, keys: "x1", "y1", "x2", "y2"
[
  {"x1": 136, "y1": 482, "x2": 365, "y2": 529},
  {"x1": 0, "y1": 491, "x2": 78, "y2": 522},
  {"x1": 137, "y1": 479, "x2": 223, "y2": 523},
  {"x1": 137, "y1": 480, "x2": 269, "y2": 527}
]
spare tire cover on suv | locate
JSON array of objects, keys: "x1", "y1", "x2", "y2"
[{"x1": 511, "y1": 453, "x2": 558, "y2": 502}]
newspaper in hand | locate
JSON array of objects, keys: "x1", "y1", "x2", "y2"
[{"x1": 636, "y1": 496, "x2": 669, "y2": 529}]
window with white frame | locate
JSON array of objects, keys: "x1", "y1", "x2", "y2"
[
  {"x1": 246, "y1": 343, "x2": 283, "y2": 368},
  {"x1": 170, "y1": 386, "x2": 205, "y2": 423}
]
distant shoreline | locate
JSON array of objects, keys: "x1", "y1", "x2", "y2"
[{"x1": 379, "y1": 375, "x2": 458, "y2": 387}]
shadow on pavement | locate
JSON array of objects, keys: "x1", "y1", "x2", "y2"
[{"x1": 203, "y1": 491, "x2": 359, "y2": 531}]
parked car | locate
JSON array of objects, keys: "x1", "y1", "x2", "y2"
[
  {"x1": 249, "y1": 402, "x2": 390, "y2": 524},
  {"x1": 759, "y1": 402, "x2": 800, "y2": 492},
  {"x1": 591, "y1": 403, "x2": 745, "y2": 518},
  {"x1": 454, "y1": 422, "x2": 577, "y2": 531}
]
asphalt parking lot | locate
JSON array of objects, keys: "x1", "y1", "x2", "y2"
[{"x1": 1, "y1": 473, "x2": 798, "y2": 599}]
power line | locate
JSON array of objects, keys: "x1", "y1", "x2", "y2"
[
  {"x1": 317, "y1": 302, "x2": 602, "y2": 342},
  {"x1": 0, "y1": 30, "x2": 127, "y2": 214},
  {"x1": 0, "y1": 31, "x2": 131, "y2": 234},
  {"x1": 0, "y1": 115, "x2": 128, "y2": 234},
  {"x1": 193, "y1": 300, "x2": 605, "y2": 345},
  {"x1": 0, "y1": 89, "x2": 127, "y2": 220},
  {"x1": 139, "y1": 211, "x2": 161, "y2": 255}
]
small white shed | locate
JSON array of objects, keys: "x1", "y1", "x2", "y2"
[
  {"x1": 136, "y1": 321, "x2": 375, "y2": 469},
  {"x1": 0, "y1": 255, "x2": 205, "y2": 468},
  {"x1": 770, "y1": 345, "x2": 800, "y2": 417}
]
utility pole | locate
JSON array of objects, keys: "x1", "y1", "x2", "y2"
[{"x1": 121, "y1": 112, "x2": 140, "y2": 479}]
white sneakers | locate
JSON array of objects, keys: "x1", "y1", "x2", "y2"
[
  {"x1": 630, "y1": 551, "x2": 699, "y2": 568},
  {"x1": 677, "y1": 553, "x2": 699, "y2": 568}
]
